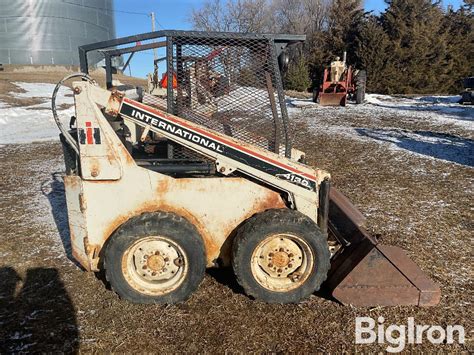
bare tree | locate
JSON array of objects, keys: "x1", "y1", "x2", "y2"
[
  {"x1": 270, "y1": 0, "x2": 330, "y2": 34},
  {"x1": 189, "y1": 0, "x2": 231, "y2": 32},
  {"x1": 190, "y1": 0, "x2": 272, "y2": 33}
]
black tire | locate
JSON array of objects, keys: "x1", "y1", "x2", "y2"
[
  {"x1": 232, "y1": 209, "x2": 330, "y2": 303},
  {"x1": 103, "y1": 211, "x2": 206, "y2": 304},
  {"x1": 355, "y1": 70, "x2": 367, "y2": 104},
  {"x1": 312, "y1": 88, "x2": 320, "y2": 103}
]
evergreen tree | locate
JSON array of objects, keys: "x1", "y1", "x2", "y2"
[
  {"x1": 443, "y1": 1, "x2": 474, "y2": 93},
  {"x1": 284, "y1": 58, "x2": 312, "y2": 91},
  {"x1": 382, "y1": 0, "x2": 450, "y2": 94},
  {"x1": 353, "y1": 15, "x2": 393, "y2": 93},
  {"x1": 325, "y1": 0, "x2": 364, "y2": 62}
]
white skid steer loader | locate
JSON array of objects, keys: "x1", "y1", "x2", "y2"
[{"x1": 52, "y1": 31, "x2": 440, "y2": 305}]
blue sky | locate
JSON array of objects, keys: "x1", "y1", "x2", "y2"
[
  {"x1": 112, "y1": 0, "x2": 465, "y2": 78},
  {"x1": 365, "y1": 0, "x2": 464, "y2": 13}
]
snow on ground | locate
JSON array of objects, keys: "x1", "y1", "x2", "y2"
[
  {"x1": 0, "y1": 82, "x2": 74, "y2": 145},
  {"x1": 364, "y1": 94, "x2": 473, "y2": 130},
  {"x1": 289, "y1": 94, "x2": 473, "y2": 167},
  {"x1": 289, "y1": 94, "x2": 473, "y2": 131}
]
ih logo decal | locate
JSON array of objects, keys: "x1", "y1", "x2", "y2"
[{"x1": 79, "y1": 121, "x2": 101, "y2": 145}]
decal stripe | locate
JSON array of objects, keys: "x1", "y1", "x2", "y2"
[
  {"x1": 85, "y1": 121, "x2": 93, "y2": 145},
  {"x1": 122, "y1": 98, "x2": 316, "y2": 182},
  {"x1": 93, "y1": 128, "x2": 101, "y2": 144}
]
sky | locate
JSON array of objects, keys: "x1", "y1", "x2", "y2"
[
  {"x1": 364, "y1": 0, "x2": 464, "y2": 13},
  {"x1": 111, "y1": 0, "x2": 466, "y2": 78}
]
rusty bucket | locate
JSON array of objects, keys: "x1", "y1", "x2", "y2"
[
  {"x1": 323, "y1": 188, "x2": 441, "y2": 307},
  {"x1": 319, "y1": 92, "x2": 347, "y2": 106}
]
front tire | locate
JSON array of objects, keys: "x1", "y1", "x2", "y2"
[
  {"x1": 104, "y1": 211, "x2": 206, "y2": 304},
  {"x1": 232, "y1": 209, "x2": 330, "y2": 303}
]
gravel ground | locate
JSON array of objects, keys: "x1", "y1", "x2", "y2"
[{"x1": 0, "y1": 86, "x2": 473, "y2": 352}]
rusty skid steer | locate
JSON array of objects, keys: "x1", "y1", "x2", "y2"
[{"x1": 53, "y1": 31, "x2": 440, "y2": 306}]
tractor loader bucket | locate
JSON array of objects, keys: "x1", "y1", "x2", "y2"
[
  {"x1": 319, "y1": 92, "x2": 347, "y2": 106},
  {"x1": 323, "y1": 188, "x2": 441, "y2": 306}
]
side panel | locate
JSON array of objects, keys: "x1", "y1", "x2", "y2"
[{"x1": 64, "y1": 175, "x2": 90, "y2": 270}]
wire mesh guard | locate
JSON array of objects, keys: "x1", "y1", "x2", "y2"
[{"x1": 168, "y1": 35, "x2": 290, "y2": 157}]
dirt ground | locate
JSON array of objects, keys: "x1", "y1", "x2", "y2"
[{"x1": 0, "y1": 77, "x2": 473, "y2": 352}]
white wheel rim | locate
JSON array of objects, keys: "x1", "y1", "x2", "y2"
[
  {"x1": 122, "y1": 236, "x2": 187, "y2": 295},
  {"x1": 251, "y1": 233, "x2": 314, "y2": 292}
]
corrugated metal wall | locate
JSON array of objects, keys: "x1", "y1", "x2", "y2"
[{"x1": 0, "y1": 0, "x2": 116, "y2": 65}]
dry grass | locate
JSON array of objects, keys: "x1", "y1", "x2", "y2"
[{"x1": 0, "y1": 137, "x2": 472, "y2": 352}]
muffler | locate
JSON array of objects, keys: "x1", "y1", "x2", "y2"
[{"x1": 323, "y1": 188, "x2": 441, "y2": 306}]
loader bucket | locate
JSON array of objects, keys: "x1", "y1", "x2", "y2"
[
  {"x1": 323, "y1": 188, "x2": 441, "y2": 306},
  {"x1": 319, "y1": 92, "x2": 347, "y2": 106}
]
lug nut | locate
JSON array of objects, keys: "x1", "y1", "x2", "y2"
[
  {"x1": 268, "y1": 263, "x2": 273, "y2": 268},
  {"x1": 142, "y1": 265, "x2": 147, "y2": 270},
  {"x1": 288, "y1": 253, "x2": 294, "y2": 258},
  {"x1": 289, "y1": 273, "x2": 301, "y2": 282},
  {"x1": 269, "y1": 252, "x2": 274, "y2": 257},
  {"x1": 174, "y1": 257, "x2": 184, "y2": 267},
  {"x1": 155, "y1": 251, "x2": 160, "y2": 255},
  {"x1": 152, "y1": 272, "x2": 157, "y2": 276},
  {"x1": 279, "y1": 248, "x2": 285, "y2": 252},
  {"x1": 277, "y1": 268, "x2": 282, "y2": 273}
]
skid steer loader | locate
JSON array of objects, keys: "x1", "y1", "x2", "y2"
[{"x1": 53, "y1": 30, "x2": 440, "y2": 305}]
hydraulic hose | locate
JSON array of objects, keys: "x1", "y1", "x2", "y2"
[{"x1": 51, "y1": 72, "x2": 95, "y2": 154}]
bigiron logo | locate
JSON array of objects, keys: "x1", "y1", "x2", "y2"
[
  {"x1": 130, "y1": 108, "x2": 224, "y2": 153},
  {"x1": 355, "y1": 316, "x2": 466, "y2": 353}
]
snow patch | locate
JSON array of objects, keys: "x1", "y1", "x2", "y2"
[
  {"x1": 304, "y1": 120, "x2": 473, "y2": 167},
  {"x1": 364, "y1": 94, "x2": 473, "y2": 130},
  {"x1": 0, "y1": 82, "x2": 74, "y2": 144}
]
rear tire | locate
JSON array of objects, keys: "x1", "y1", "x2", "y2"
[
  {"x1": 232, "y1": 209, "x2": 330, "y2": 303},
  {"x1": 355, "y1": 70, "x2": 367, "y2": 104},
  {"x1": 104, "y1": 211, "x2": 206, "y2": 304},
  {"x1": 312, "y1": 88, "x2": 320, "y2": 103}
]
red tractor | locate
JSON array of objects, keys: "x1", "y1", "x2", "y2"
[{"x1": 313, "y1": 53, "x2": 366, "y2": 106}]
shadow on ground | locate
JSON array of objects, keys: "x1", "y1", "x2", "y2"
[
  {"x1": 0, "y1": 267, "x2": 79, "y2": 353},
  {"x1": 356, "y1": 128, "x2": 474, "y2": 167},
  {"x1": 40, "y1": 172, "x2": 76, "y2": 264}
]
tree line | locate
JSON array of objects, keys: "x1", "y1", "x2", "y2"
[{"x1": 190, "y1": 0, "x2": 473, "y2": 94}]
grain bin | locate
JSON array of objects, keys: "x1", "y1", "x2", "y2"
[{"x1": 0, "y1": 0, "x2": 116, "y2": 65}]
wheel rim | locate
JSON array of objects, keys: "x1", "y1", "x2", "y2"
[
  {"x1": 251, "y1": 233, "x2": 314, "y2": 292},
  {"x1": 122, "y1": 236, "x2": 187, "y2": 295}
]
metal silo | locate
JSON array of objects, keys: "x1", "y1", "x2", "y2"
[{"x1": 0, "y1": 0, "x2": 116, "y2": 65}]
